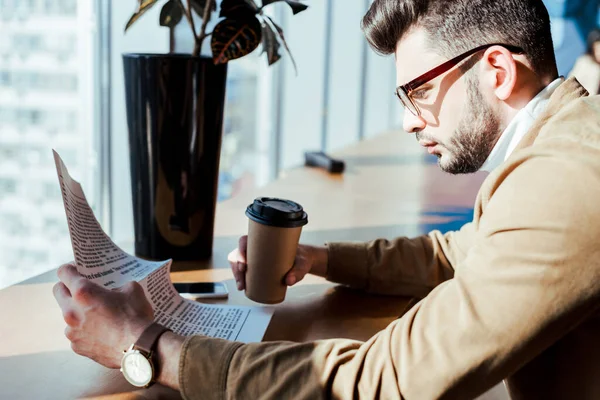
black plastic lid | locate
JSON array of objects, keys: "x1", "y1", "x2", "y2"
[{"x1": 245, "y1": 197, "x2": 308, "y2": 228}]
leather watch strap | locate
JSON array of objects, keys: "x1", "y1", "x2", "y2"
[{"x1": 135, "y1": 323, "x2": 171, "y2": 354}]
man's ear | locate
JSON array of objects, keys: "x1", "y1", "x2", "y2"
[{"x1": 480, "y1": 45, "x2": 518, "y2": 101}]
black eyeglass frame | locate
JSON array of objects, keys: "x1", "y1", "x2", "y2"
[{"x1": 395, "y1": 43, "x2": 525, "y2": 116}]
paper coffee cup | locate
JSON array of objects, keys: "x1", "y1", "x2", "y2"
[{"x1": 244, "y1": 198, "x2": 308, "y2": 304}]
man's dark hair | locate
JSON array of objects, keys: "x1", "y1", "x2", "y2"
[{"x1": 361, "y1": 0, "x2": 558, "y2": 79}]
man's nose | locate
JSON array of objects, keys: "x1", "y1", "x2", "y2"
[{"x1": 402, "y1": 110, "x2": 427, "y2": 134}]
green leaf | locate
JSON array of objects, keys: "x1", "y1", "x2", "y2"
[
  {"x1": 261, "y1": 0, "x2": 308, "y2": 15},
  {"x1": 159, "y1": 0, "x2": 184, "y2": 28},
  {"x1": 211, "y1": 16, "x2": 262, "y2": 64},
  {"x1": 266, "y1": 16, "x2": 297, "y2": 73},
  {"x1": 125, "y1": 0, "x2": 159, "y2": 32},
  {"x1": 219, "y1": 0, "x2": 259, "y2": 19},
  {"x1": 260, "y1": 22, "x2": 281, "y2": 65},
  {"x1": 190, "y1": 0, "x2": 216, "y2": 17}
]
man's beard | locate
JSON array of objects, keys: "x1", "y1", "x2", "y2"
[{"x1": 418, "y1": 77, "x2": 502, "y2": 174}]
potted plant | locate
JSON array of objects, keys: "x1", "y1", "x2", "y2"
[{"x1": 122, "y1": 0, "x2": 307, "y2": 261}]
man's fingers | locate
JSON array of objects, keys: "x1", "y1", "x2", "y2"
[
  {"x1": 58, "y1": 264, "x2": 102, "y2": 305},
  {"x1": 53, "y1": 282, "x2": 81, "y2": 326},
  {"x1": 228, "y1": 249, "x2": 242, "y2": 280},
  {"x1": 119, "y1": 280, "x2": 144, "y2": 296},
  {"x1": 228, "y1": 247, "x2": 247, "y2": 291},
  {"x1": 238, "y1": 262, "x2": 247, "y2": 273},
  {"x1": 236, "y1": 262, "x2": 246, "y2": 291},
  {"x1": 64, "y1": 325, "x2": 78, "y2": 341},
  {"x1": 57, "y1": 263, "x2": 84, "y2": 291},
  {"x1": 53, "y1": 282, "x2": 72, "y2": 308},
  {"x1": 238, "y1": 236, "x2": 248, "y2": 262}
]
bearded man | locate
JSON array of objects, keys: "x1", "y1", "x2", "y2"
[{"x1": 54, "y1": 0, "x2": 600, "y2": 399}]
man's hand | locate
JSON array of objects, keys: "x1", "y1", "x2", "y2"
[
  {"x1": 53, "y1": 263, "x2": 154, "y2": 369},
  {"x1": 228, "y1": 236, "x2": 329, "y2": 291}
]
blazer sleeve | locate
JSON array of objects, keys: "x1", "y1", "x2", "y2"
[
  {"x1": 325, "y1": 221, "x2": 475, "y2": 297},
  {"x1": 178, "y1": 154, "x2": 600, "y2": 400}
]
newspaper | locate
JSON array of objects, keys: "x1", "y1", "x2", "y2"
[{"x1": 53, "y1": 150, "x2": 272, "y2": 343}]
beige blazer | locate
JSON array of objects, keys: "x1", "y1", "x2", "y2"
[{"x1": 178, "y1": 78, "x2": 600, "y2": 400}]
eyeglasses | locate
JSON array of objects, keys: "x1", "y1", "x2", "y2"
[{"x1": 395, "y1": 43, "x2": 524, "y2": 116}]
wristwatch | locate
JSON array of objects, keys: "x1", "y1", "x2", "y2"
[{"x1": 120, "y1": 322, "x2": 171, "y2": 388}]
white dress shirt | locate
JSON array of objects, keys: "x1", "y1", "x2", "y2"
[{"x1": 480, "y1": 77, "x2": 565, "y2": 172}]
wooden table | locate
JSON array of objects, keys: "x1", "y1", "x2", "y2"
[{"x1": 0, "y1": 131, "x2": 494, "y2": 399}]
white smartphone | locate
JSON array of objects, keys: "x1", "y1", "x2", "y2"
[{"x1": 173, "y1": 282, "x2": 229, "y2": 299}]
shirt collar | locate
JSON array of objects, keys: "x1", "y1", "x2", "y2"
[{"x1": 479, "y1": 77, "x2": 565, "y2": 172}]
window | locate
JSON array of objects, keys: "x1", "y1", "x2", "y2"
[
  {"x1": 0, "y1": 1, "x2": 270, "y2": 287},
  {"x1": 0, "y1": 0, "x2": 96, "y2": 288},
  {"x1": 108, "y1": 2, "x2": 270, "y2": 244},
  {"x1": 0, "y1": 0, "x2": 401, "y2": 289}
]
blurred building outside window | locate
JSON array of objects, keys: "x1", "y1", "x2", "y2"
[
  {"x1": 0, "y1": 0, "x2": 270, "y2": 289},
  {"x1": 0, "y1": 0, "x2": 96, "y2": 289}
]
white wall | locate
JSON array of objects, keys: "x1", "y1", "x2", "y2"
[
  {"x1": 277, "y1": 1, "x2": 329, "y2": 170},
  {"x1": 363, "y1": 50, "x2": 397, "y2": 138},
  {"x1": 325, "y1": 0, "x2": 367, "y2": 149},
  {"x1": 276, "y1": 0, "x2": 401, "y2": 171}
]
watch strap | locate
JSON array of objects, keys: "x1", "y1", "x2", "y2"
[{"x1": 134, "y1": 322, "x2": 171, "y2": 355}]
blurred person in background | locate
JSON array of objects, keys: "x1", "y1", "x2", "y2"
[{"x1": 569, "y1": 27, "x2": 600, "y2": 95}]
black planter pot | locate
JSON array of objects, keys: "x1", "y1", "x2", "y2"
[{"x1": 123, "y1": 54, "x2": 228, "y2": 261}]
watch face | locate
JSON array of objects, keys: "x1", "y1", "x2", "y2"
[{"x1": 121, "y1": 351, "x2": 153, "y2": 387}]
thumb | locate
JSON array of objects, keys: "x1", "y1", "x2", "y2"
[
  {"x1": 285, "y1": 256, "x2": 312, "y2": 286},
  {"x1": 117, "y1": 281, "x2": 143, "y2": 297}
]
